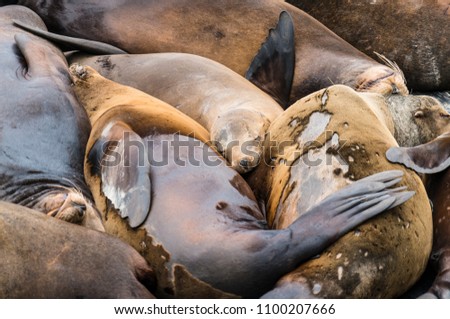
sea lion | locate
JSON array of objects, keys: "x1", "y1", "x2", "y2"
[
  {"x1": 386, "y1": 133, "x2": 450, "y2": 298},
  {"x1": 0, "y1": 6, "x2": 103, "y2": 230},
  {"x1": 0, "y1": 201, "x2": 155, "y2": 298},
  {"x1": 67, "y1": 52, "x2": 283, "y2": 173},
  {"x1": 287, "y1": 0, "x2": 449, "y2": 92},
  {"x1": 70, "y1": 65, "x2": 413, "y2": 298},
  {"x1": 14, "y1": 0, "x2": 407, "y2": 105},
  {"x1": 384, "y1": 94, "x2": 450, "y2": 147},
  {"x1": 67, "y1": 53, "x2": 450, "y2": 163},
  {"x1": 245, "y1": 85, "x2": 432, "y2": 298}
]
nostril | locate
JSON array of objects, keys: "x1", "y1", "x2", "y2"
[
  {"x1": 240, "y1": 158, "x2": 250, "y2": 168},
  {"x1": 71, "y1": 202, "x2": 86, "y2": 217},
  {"x1": 71, "y1": 201, "x2": 86, "y2": 211}
]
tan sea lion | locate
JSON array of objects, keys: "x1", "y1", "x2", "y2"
[
  {"x1": 67, "y1": 52, "x2": 283, "y2": 174},
  {"x1": 0, "y1": 201, "x2": 155, "y2": 298},
  {"x1": 70, "y1": 65, "x2": 413, "y2": 298},
  {"x1": 245, "y1": 85, "x2": 432, "y2": 298},
  {"x1": 387, "y1": 133, "x2": 450, "y2": 298},
  {"x1": 13, "y1": 0, "x2": 408, "y2": 106}
]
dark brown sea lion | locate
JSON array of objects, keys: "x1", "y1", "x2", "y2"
[
  {"x1": 67, "y1": 52, "x2": 283, "y2": 174},
  {"x1": 288, "y1": 0, "x2": 449, "y2": 92},
  {"x1": 0, "y1": 201, "x2": 155, "y2": 298},
  {"x1": 387, "y1": 133, "x2": 450, "y2": 298},
  {"x1": 0, "y1": 5, "x2": 103, "y2": 230},
  {"x1": 14, "y1": 0, "x2": 407, "y2": 105},
  {"x1": 245, "y1": 85, "x2": 432, "y2": 298},
  {"x1": 71, "y1": 65, "x2": 413, "y2": 298}
]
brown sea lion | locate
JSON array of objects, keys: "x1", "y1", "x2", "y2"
[
  {"x1": 245, "y1": 85, "x2": 432, "y2": 298},
  {"x1": 288, "y1": 0, "x2": 449, "y2": 92},
  {"x1": 13, "y1": 0, "x2": 407, "y2": 106},
  {"x1": 387, "y1": 133, "x2": 450, "y2": 298},
  {"x1": 67, "y1": 52, "x2": 283, "y2": 174},
  {"x1": 0, "y1": 201, "x2": 155, "y2": 298},
  {"x1": 66, "y1": 53, "x2": 450, "y2": 163},
  {"x1": 0, "y1": 6, "x2": 103, "y2": 230},
  {"x1": 70, "y1": 65, "x2": 413, "y2": 298}
]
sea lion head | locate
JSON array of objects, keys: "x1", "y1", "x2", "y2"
[
  {"x1": 386, "y1": 94, "x2": 450, "y2": 147},
  {"x1": 355, "y1": 53, "x2": 408, "y2": 96},
  {"x1": 34, "y1": 187, "x2": 104, "y2": 232},
  {"x1": 211, "y1": 109, "x2": 268, "y2": 174}
]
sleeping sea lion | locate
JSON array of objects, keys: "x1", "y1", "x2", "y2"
[
  {"x1": 245, "y1": 85, "x2": 432, "y2": 298},
  {"x1": 0, "y1": 5, "x2": 103, "y2": 230},
  {"x1": 70, "y1": 65, "x2": 413, "y2": 298},
  {"x1": 288, "y1": 0, "x2": 450, "y2": 92},
  {"x1": 0, "y1": 201, "x2": 155, "y2": 298},
  {"x1": 67, "y1": 52, "x2": 283, "y2": 173},
  {"x1": 13, "y1": 0, "x2": 407, "y2": 106}
]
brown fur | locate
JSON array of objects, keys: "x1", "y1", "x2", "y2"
[
  {"x1": 248, "y1": 85, "x2": 432, "y2": 298},
  {"x1": 0, "y1": 201, "x2": 155, "y2": 298}
]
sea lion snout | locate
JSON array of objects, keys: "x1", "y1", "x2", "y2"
[
  {"x1": 69, "y1": 63, "x2": 89, "y2": 82},
  {"x1": 37, "y1": 190, "x2": 104, "y2": 232},
  {"x1": 355, "y1": 65, "x2": 408, "y2": 96}
]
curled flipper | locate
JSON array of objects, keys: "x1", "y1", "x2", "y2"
[
  {"x1": 245, "y1": 11, "x2": 295, "y2": 109},
  {"x1": 386, "y1": 132, "x2": 450, "y2": 174},
  {"x1": 87, "y1": 121, "x2": 151, "y2": 228},
  {"x1": 13, "y1": 20, "x2": 127, "y2": 55},
  {"x1": 287, "y1": 170, "x2": 414, "y2": 258}
]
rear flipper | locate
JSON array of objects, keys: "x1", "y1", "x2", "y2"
[
  {"x1": 386, "y1": 132, "x2": 450, "y2": 174},
  {"x1": 13, "y1": 20, "x2": 127, "y2": 55},
  {"x1": 285, "y1": 170, "x2": 413, "y2": 266},
  {"x1": 419, "y1": 249, "x2": 450, "y2": 299}
]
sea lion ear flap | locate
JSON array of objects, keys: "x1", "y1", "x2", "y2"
[
  {"x1": 90, "y1": 121, "x2": 151, "y2": 228},
  {"x1": 386, "y1": 132, "x2": 450, "y2": 174},
  {"x1": 245, "y1": 10, "x2": 295, "y2": 109}
]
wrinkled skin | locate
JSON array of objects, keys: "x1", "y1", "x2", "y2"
[
  {"x1": 288, "y1": 0, "x2": 449, "y2": 92},
  {"x1": 14, "y1": 0, "x2": 407, "y2": 103},
  {"x1": 0, "y1": 6, "x2": 103, "y2": 230},
  {"x1": 0, "y1": 201, "x2": 155, "y2": 298}
]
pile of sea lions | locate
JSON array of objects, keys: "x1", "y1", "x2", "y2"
[{"x1": 0, "y1": 0, "x2": 448, "y2": 299}]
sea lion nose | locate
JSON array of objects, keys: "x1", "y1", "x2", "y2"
[
  {"x1": 239, "y1": 156, "x2": 258, "y2": 172},
  {"x1": 71, "y1": 201, "x2": 86, "y2": 217}
]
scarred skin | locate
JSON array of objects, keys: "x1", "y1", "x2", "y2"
[
  {"x1": 0, "y1": 201, "x2": 155, "y2": 298},
  {"x1": 246, "y1": 85, "x2": 432, "y2": 298},
  {"x1": 72, "y1": 65, "x2": 413, "y2": 298},
  {"x1": 13, "y1": 0, "x2": 407, "y2": 103},
  {"x1": 288, "y1": 0, "x2": 450, "y2": 92},
  {"x1": 0, "y1": 5, "x2": 103, "y2": 230},
  {"x1": 387, "y1": 133, "x2": 450, "y2": 298}
]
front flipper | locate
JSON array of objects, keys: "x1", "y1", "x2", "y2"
[
  {"x1": 245, "y1": 11, "x2": 295, "y2": 109},
  {"x1": 87, "y1": 121, "x2": 151, "y2": 228},
  {"x1": 13, "y1": 20, "x2": 127, "y2": 55},
  {"x1": 287, "y1": 170, "x2": 413, "y2": 260},
  {"x1": 386, "y1": 132, "x2": 450, "y2": 174}
]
